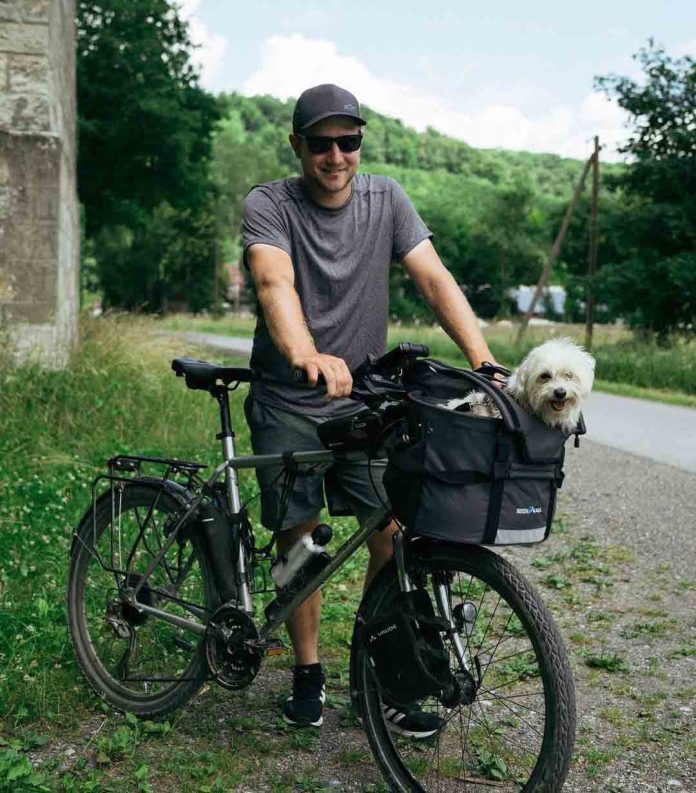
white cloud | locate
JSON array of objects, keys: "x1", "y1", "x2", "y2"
[
  {"x1": 243, "y1": 34, "x2": 630, "y2": 161},
  {"x1": 177, "y1": 0, "x2": 229, "y2": 90}
]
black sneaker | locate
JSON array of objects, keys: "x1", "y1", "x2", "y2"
[
  {"x1": 282, "y1": 664, "x2": 326, "y2": 727},
  {"x1": 382, "y1": 702, "x2": 445, "y2": 739}
]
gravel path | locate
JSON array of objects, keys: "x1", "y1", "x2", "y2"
[
  {"x1": 508, "y1": 439, "x2": 696, "y2": 791},
  {"x1": 171, "y1": 439, "x2": 695, "y2": 792},
  {"x1": 155, "y1": 328, "x2": 696, "y2": 791}
]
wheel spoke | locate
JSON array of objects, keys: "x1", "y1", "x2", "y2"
[{"x1": 355, "y1": 547, "x2": 574, "y2": 792}]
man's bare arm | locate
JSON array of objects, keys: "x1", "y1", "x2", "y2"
[
  {"x1": 402, "y1": 239, "x2": 495, "y2": 369},
  {"x1": 246, "y1": 244, "x2": 352, "y2": 397}
]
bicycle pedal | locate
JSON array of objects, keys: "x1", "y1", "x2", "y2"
[{"x1": 264, "y1": 638, "x2": 286, "y2": 657}]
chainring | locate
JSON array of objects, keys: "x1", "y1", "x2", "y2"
[{"x1": 205, "y1": 605, "x2": 262, "y2": 690}]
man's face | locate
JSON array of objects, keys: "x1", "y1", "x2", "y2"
[{"x1": 290, "y1": 116, "x2": 362, "y2": 197}]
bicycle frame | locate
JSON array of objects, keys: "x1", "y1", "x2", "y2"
[
  {"x1": 82, "y1": 377, "x2": 471, "y2": 686},
  {"x1": 111, "y1": 384, "x2": 394, "y2": 647}
]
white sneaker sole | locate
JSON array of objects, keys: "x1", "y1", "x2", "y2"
[
  {"x1": 386, "y1": 722, "x2": 440, "y2": 739},
  {"x1": 283, "y1": 713, "x2": 323, "y2": 727}
]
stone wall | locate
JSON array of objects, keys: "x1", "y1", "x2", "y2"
[{"x1": 0, "y1": 0, "x2": 78, "y2": 367}]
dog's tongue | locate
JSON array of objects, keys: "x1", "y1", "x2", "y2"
[{"x1": 551, "y1": 400, "x2": 565, "y2": 412}]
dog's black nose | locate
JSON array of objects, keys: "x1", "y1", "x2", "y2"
[{"x1": 553, "y1": 388, "x2": 567, "y2": 400}]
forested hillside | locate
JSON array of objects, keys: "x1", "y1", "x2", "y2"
[
  {"x1": 213, "y1": 92, "x2": 622, "y2": 320},
  {"x1": 76, "y1": 1, "x2": 694, "y2": 334}
]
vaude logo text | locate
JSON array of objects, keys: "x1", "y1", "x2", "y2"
[
  {"x1": 516, "y1": 506, "x2": 542, "y2": 515},
  {"x1": 370, "y1": 623, "x2": 397, "y2": 642}
]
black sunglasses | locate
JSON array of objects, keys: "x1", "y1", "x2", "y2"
[{"x1": 298, "y1": 133, "x2": 363, "y2": 154}]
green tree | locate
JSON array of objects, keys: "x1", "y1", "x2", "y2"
[
  {"x1": 210, "y1": 109, "x2": 287, "y2": 261},
  {"x1": 77, "y1": 0, "x2": 220, "y2": 310},
  {"x1": 594, "y1": 42, "x2": 696, "y2": 335}
]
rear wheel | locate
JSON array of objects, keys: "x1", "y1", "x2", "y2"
[
  {"x1": 354, "y1": 543, "x2": 575, "y2": 792},
  {"x1": 67, "y1": 483, "x2": 218, "y2": 718}
]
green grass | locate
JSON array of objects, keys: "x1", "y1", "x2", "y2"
[
  {"x1": 1, "y1": 314, "x2": 692, "y2": 790},
  {"x1": 158, "y1": 313, "x2": 696, "y2": 404},
  {"x1": 0, "y1": 316, "x2": 373, "y2": 790}
]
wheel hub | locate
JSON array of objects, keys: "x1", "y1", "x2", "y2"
[{"x1": 440, "y1": 670, "x2": 478, "y2": 708}]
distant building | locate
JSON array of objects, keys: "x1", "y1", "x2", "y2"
[{"x1": 508, "y1": 285, "x2": 566, "y2": 316}]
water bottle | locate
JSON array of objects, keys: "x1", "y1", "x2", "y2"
[{"x1": 271, "y1": 524, "x2": 333, "y2": 590}]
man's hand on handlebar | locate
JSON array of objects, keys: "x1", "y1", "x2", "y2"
[{"x1": 292, "y1": 352, "x2": 353, "y2": 399}]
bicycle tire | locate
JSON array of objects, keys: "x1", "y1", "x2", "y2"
[
  {"x1": 353, "y1": 542, "x2": 576, "y2": 792},
  {"x1": 67, "y1": 482, "x2": 219, "y2": 718}
]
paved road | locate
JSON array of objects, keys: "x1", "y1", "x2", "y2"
[
  {"x1": 169, "y1": 330, "x2": 696, "y2": 474},
  {"x1": 583, "y1": 391, "x2": 696, "y2": 474}
]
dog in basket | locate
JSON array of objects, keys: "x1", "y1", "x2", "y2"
[{"x1": 446, "y1": 338, "x2": 595, "y2": 434}]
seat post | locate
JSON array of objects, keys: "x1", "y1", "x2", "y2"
[
  {"x1": 211, "y1": 386, "x2": 241, "y2": 513},
  {"x1": 210, "y1": 385, "x2": 253, "y2": 613}
]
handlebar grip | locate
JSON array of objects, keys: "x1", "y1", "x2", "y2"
[
  {"x1": 407, "y1": 343, "x2": 430, "y2": 357},
  {"x1": 293, "y1": 368, "x2": 326, "y2": 386}
]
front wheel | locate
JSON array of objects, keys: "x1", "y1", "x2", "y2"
[
  {"x1": 354, "y1": 542, "x2": 576, "y2": 792},
  {"x1": 67, "y1": 483, "x2": 219, "y2": 718}
]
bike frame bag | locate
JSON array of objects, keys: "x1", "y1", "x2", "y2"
[
  {"x1": 362, "y1": 588, "x2": 453, "y2": 707},
  {"x1": 383, "y1": 359, "x2": 585, "y2": 546}
]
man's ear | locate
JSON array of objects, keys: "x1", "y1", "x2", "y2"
[{"x1": 289, "y1": 133, "x2": 302, "y2": 159}]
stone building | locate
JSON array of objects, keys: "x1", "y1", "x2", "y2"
[{"x1": 0, "y1": 0, "x2": 79, "y2": 367}]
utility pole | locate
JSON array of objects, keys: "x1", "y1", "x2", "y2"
[
  {"x1": 585, "y1": 136, "x2": 600, "y2": 350},
  {"x1": 516, "y1": 152, "x2": 594, "y2": 345}
]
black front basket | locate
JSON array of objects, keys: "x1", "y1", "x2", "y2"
[{"x1": 383, "y1": 360, "x2": 584, "y2": 546}]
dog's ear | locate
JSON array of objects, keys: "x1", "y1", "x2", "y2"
[{"x1": 507, "y1": 360, "x2": 528, "y2": 398}]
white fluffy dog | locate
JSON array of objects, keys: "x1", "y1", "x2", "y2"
[{"x1": 446, "y1": 338, "x2": 595, "y2": 434}]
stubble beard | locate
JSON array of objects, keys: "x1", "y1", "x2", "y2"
[{"x1": 311, "y1": 166, "x2": 355, "y2": 196}]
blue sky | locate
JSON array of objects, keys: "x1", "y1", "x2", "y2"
[{"x1": 180, "y1": 1, "x2": 695, "y2": 161}]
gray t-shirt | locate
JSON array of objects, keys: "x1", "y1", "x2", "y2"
[{"x1": 241, "y1": 173, "x2": 431, "y2": 416}]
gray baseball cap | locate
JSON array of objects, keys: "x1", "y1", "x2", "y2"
[{"x1": 292, "y1": 84, "x2": 367, "y2": 133}]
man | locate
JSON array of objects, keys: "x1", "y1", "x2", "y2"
[{"x1": 242, "y1": 84, "x2": 495, "y2": 734}]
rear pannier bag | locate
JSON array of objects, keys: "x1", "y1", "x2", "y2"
[{"x1": 383, "y1": 359, "x2": 585, "y2": 546}]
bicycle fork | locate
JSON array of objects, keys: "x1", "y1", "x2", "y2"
[{"x1": 393, "y1": 530, "x2": 472, "y2": 680}]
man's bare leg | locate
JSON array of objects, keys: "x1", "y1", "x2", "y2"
[
  {"x1": 279, "y1": 518, "x2": 398, "y2": 659},
  {"x1": 277, "y1": 517, "x2": 320, "y2": 665},
  {"x1": 365, "y1": 520, "x2": 399, "y2": 590}
]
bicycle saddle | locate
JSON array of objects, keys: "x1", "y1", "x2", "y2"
[{"x1": 172, "y1": 358, "x2": 258, "y2": 390}]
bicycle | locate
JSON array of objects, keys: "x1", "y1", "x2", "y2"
[{"x1": 66, "y1": 343, "x2": 576, "y2": 792}]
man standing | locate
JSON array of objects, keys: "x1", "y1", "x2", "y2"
[{"x1": 242, "y1": 84, "x2": 495, "y2": 734}]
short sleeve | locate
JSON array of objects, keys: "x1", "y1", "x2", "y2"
[
  {"x1": 241, "y1": 186, "x2": 292, "y2": 269},
  {"x1": 389, "y1": 179, "x2": 432, "y2": 261}
]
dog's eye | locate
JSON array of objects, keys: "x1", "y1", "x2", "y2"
[
  {"x1": 539, "y1": 372, "x2": 552, "y2": 381},
  {"x1": 564, "y1": 372, "x2": 574, "y2": 379}
]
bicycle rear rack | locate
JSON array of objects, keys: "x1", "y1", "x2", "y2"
[
  {"x1": 108, "y1": 454, "x2": 208, "y2": 476},
  {"x1": 76, "y1": 454, "x2": 210, "y2": 580}
]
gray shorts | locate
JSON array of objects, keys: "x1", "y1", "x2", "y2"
[{"x1": 244, "y1": 394, "x2": 388, "y2": 531}]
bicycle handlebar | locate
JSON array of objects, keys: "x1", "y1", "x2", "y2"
[{"x1": 292, "y1": 342, "x2": 430, "y2": 396}]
